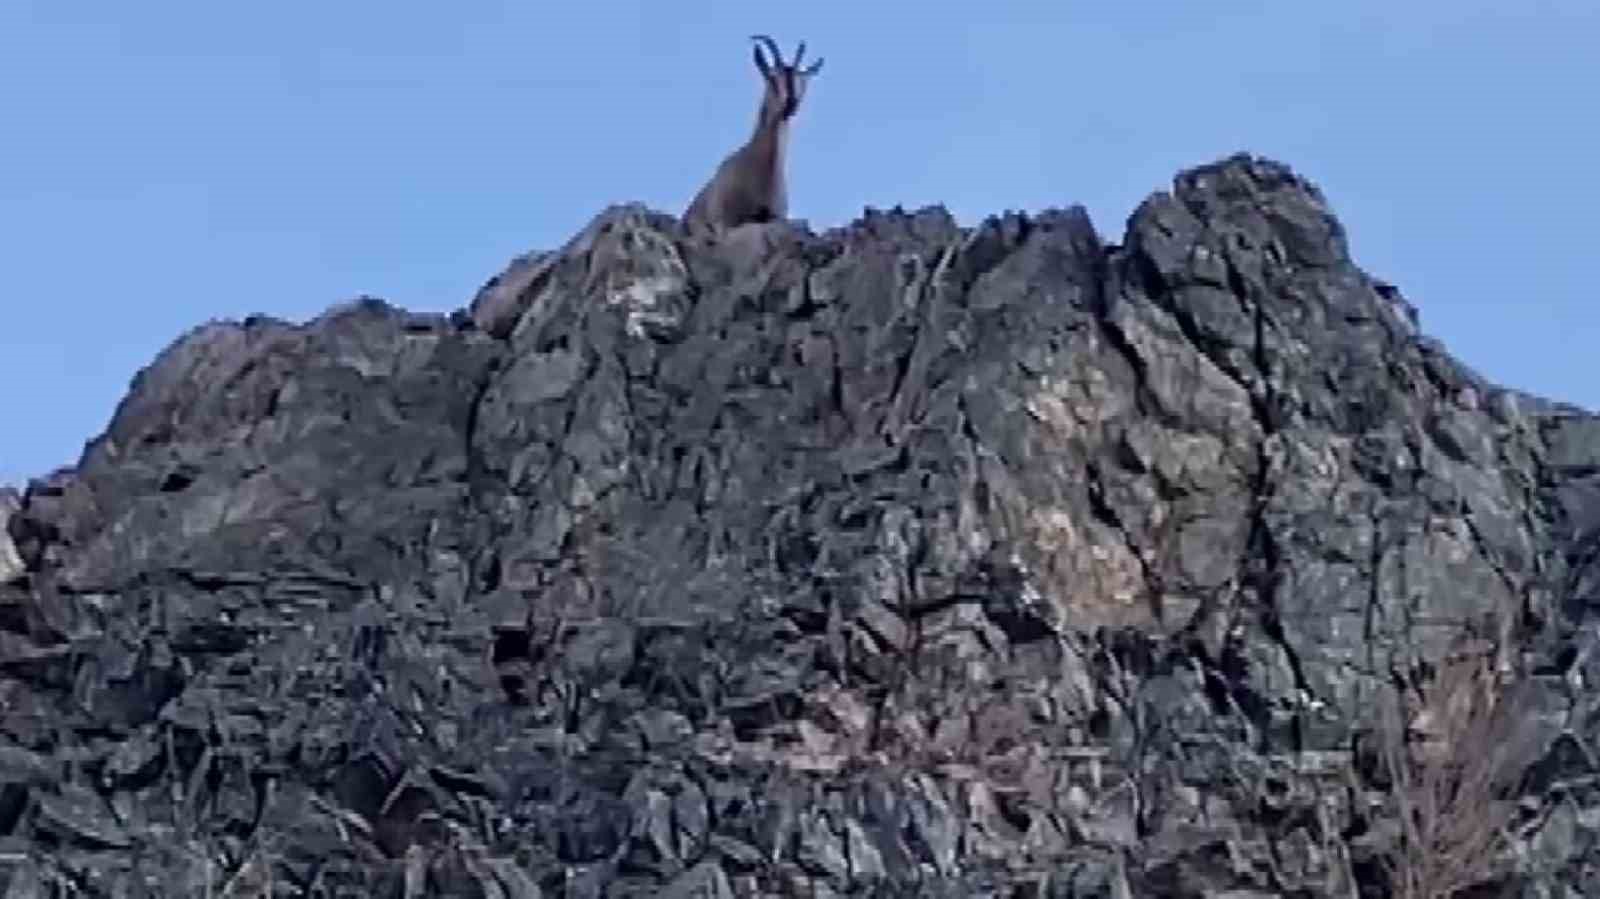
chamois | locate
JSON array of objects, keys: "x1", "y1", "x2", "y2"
[{"x1": 682, "y1": 35, "x2": 823, "y2": 234}]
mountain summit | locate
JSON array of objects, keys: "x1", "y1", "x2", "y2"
[{"x1": 3, "y1": 154, "x2": 1598, "y2": 896}]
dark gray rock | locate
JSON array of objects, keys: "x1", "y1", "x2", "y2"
[{"x1": 0, "y1": 152, "x2": 1596, "y2": 895}]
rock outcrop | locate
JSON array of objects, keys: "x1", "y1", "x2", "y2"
[{"x1": 3, "y1": 153, "x2": 1599, "y2": 896}]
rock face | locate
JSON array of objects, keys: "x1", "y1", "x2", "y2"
[{"x1": 2, "y1": 153, "x2": 1598, "y2": 896}]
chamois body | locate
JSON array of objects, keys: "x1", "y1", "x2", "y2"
[{"x1": 683, "y1": 36, "x2": 822, "y2": 234}]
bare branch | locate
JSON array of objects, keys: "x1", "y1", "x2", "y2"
[{"x1": 1376, "y1": 650, "x2": 1533, "y2": 899}]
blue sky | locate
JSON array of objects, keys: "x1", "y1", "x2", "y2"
[{"x1": 3, "y1": 1, "x2": 1596, "y2": 487}]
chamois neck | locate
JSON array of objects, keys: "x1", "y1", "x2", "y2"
[
  {"x1": 749, "y1": 109, "x2": 790, "y2": 167},
  {"x1": 751, "y1": 104, "x2": 791, "y2": 144}
]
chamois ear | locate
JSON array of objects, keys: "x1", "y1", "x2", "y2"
[{"x1": 790, "y1": 41, "x2": 825, "y2": 78}]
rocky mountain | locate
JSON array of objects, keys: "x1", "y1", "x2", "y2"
[{"x1": 2, "y1": 153, "x2": 1599, "y2": 897}]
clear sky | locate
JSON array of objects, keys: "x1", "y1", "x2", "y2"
[{"x1": 2, "y1": 1, "x2": 1596, "y2": 487}]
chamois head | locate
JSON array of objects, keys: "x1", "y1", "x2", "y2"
[{"x1": 750, "y1": 34, "x2": 824, "y2": 126}]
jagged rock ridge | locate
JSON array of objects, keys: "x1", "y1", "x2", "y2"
[{"x1": 2, "y1": 153, "x2": 1599, "y2": 896}]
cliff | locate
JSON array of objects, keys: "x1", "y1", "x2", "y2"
[{"x1": 3, "y1": 154, "x2": 1599, "y2": 896}]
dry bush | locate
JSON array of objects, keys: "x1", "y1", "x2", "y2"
[{"x1": 1377, "y1": 648, "x2": 1533, "y2": 899}]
